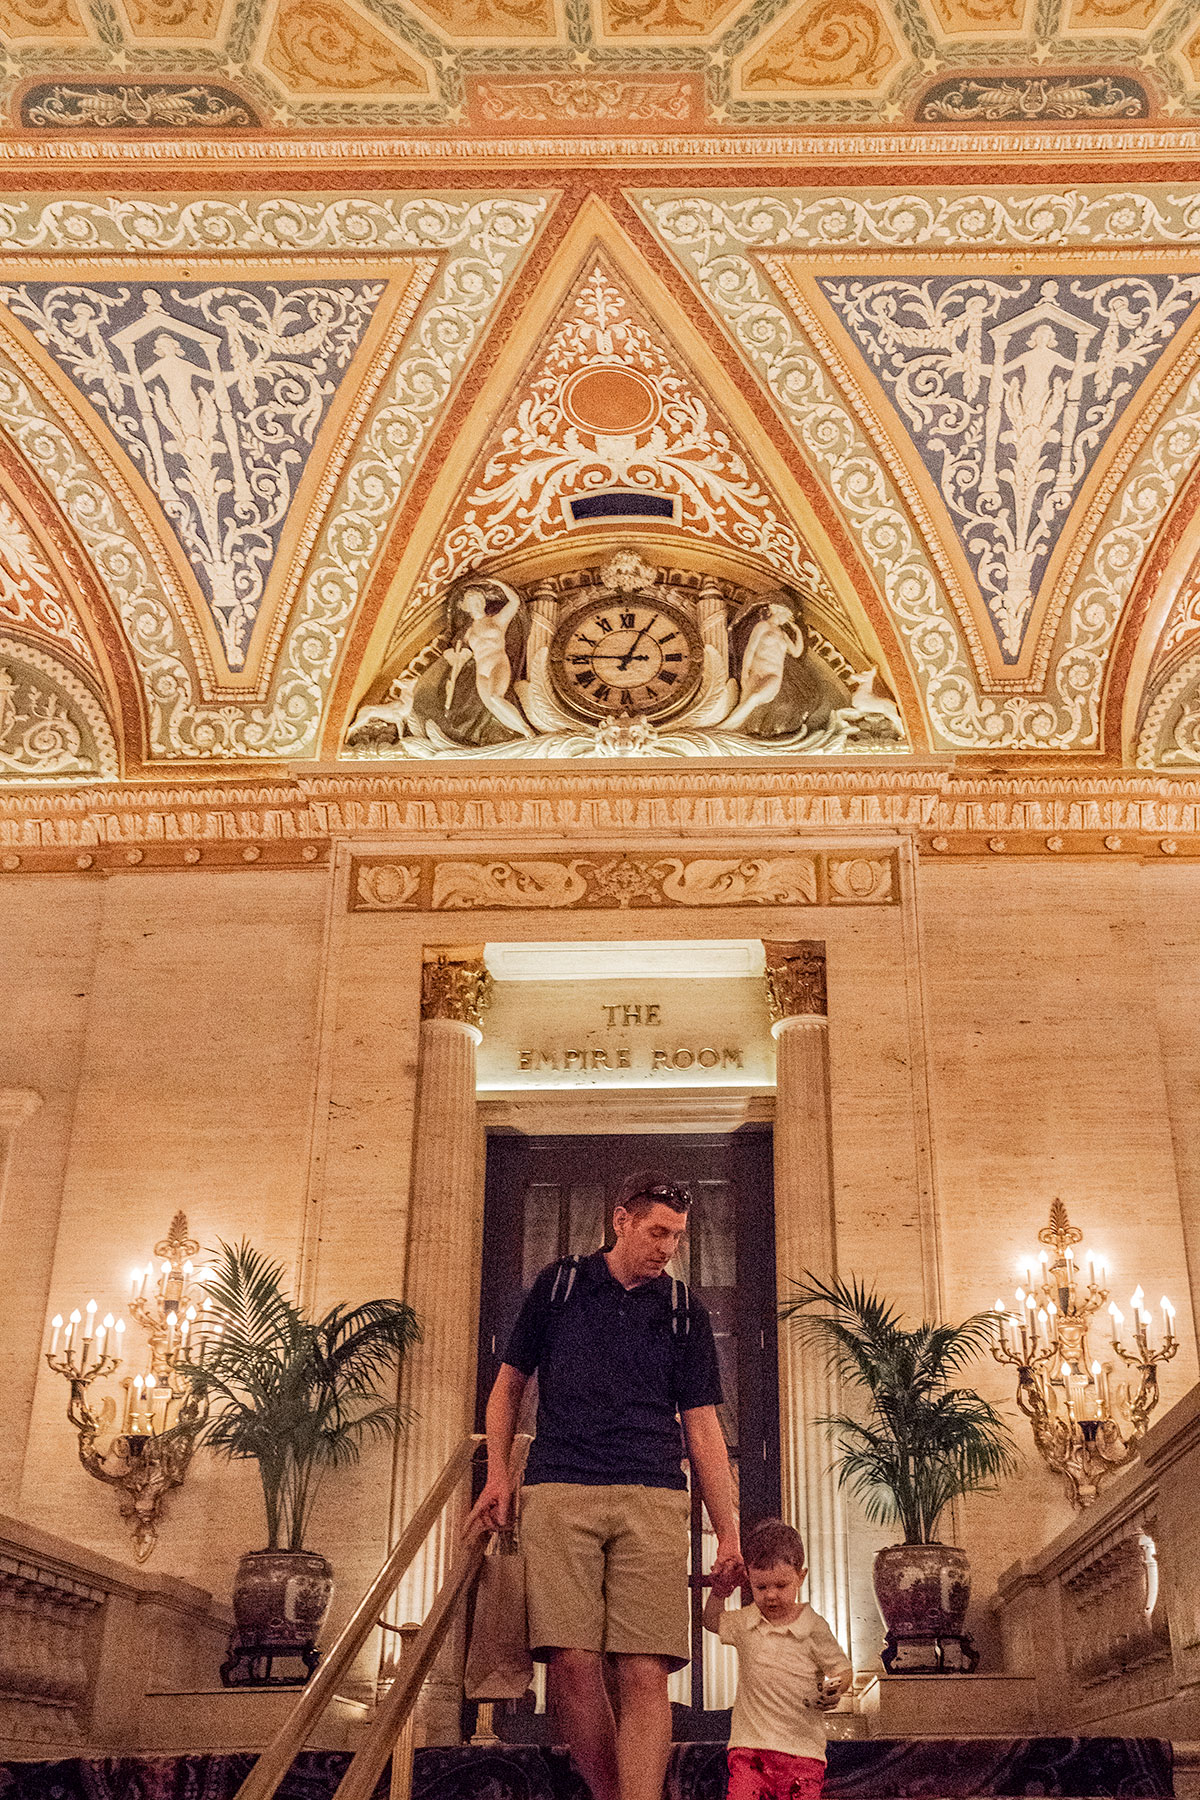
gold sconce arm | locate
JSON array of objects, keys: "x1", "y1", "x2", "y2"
[{"x1": 44, "y1": 1212, "x2": 211, "y2": 1561}]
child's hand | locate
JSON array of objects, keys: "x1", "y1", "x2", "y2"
[
  {"x1": 812, "y1": 1671, "x2": 850, "y2": 1711},
  {"x1": 707, "y1": 1564, "x2": 743, "y2": 1601}
]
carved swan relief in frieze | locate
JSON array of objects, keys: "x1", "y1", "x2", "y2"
[{"x1": 345, "y1": 550, "x2": 906, "y2": 760}]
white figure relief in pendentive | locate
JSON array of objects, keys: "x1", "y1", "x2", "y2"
[
  {"x1": 824, "y1": 275, "x2": 1200, "y2": 658},
  {"x1": 723, "y1": 602, "x2": 805, "y2": 732},
  {"x1": 0, "y1": 281, "x2": 382, "y2": 669},
  {"x1": 445, "y1": 581, "x2": 534, "y2": 738}
]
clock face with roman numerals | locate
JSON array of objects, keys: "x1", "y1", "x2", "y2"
[{"x1": 550, "y1": 595, "x2": 704, "y2": 720}]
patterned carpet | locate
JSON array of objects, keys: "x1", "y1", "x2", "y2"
[{"x1": 0, "y1": 1739, "x2": 1173, "y2": 1800}]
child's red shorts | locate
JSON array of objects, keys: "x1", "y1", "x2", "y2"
[{"x1": 726, "y1": 1748, "x2": 826, "y2": 1800}]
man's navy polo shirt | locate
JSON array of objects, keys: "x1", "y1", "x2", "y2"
[{"x1": 503, "y1": 1249, "x2": 724, "y2": 1490}]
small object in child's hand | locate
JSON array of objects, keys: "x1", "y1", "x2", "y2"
[{"x1": 810, "y1": 1674, "x2": 843, "y2": 1710}]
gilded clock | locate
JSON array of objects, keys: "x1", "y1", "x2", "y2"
[{"x1": 550, "y1": 594, "x2": 704, "y2": 721}]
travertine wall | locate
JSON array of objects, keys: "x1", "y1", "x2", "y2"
[{"x1": 1, "y1": 842, "x2": 1198, "y2": 1686}]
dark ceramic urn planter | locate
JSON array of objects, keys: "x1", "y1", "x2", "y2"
[
  {"x1": 221, "y1": 1549, "x2": 334, "y2": 1687},
  {"x1": 872, "y1": 1543, "x2": 978, "y2": 1672}
]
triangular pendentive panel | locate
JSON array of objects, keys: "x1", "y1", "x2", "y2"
[
  {"x1": 351, "y1": 249, "x2": 907, "y2": 762},
  {"x1": 818, "y1": 273, "x2": 1200, "y2": 662},
  {"x1": 0, "y1": 280, "x2": 384, "y2": 671}
]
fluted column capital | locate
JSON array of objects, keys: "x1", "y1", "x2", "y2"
[
  {"x1": 764, "y1": 940, "x2": 827, "y2": 1034},
  {"x1": 420, "y1": 951, "x2": 491, "y2": 1034}
]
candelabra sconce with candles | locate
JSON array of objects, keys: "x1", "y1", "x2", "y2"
[
  {"x1": 45, "y1": 1211, "x2": 217, "y2": 1561},
  {"x1": 992, "y1": 1200, "x2": 1178, "y2": 1509}
]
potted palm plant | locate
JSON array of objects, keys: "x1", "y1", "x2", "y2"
[
  {"x1": 180, "y1": 1240, "x2": 421, "y2": 1685},
  {"x1": 781, "y1": 1273, "x2": 1017, "y2": 1667}
]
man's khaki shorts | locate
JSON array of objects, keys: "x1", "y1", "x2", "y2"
[{"x1": 521, "y1": 1482, "x2": 691, "y2": 1669}]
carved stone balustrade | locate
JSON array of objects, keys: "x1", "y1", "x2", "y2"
[
  {"x1": 994, "y1": 1380, "x2": 1200, "y2": 1737},
  {"x1": 0, "y1": 1550, "x2": 102, "y2": 1743},
  {"x1": 0, "y1": 1511, "x2": 231, "y2": 1754}
]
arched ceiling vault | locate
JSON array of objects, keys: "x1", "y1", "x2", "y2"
[{"x1": 2, "y1": 176, "x2": 1200, "y2": 782}]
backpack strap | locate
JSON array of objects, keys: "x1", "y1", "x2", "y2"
[
  {"x1": 549, "y1": 1254, "x2": 583, "y2": 1307},
  {"x1": 550, "y1": 1252, "x2": 690, "y2": 1337},
  {"x1": 669, "y1": 1275, "x2": 691, "y2": 1338}
]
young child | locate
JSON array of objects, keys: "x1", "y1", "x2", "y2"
[{"x1": 703, "y1": 1518, "x2": 852, "y2": 1800}]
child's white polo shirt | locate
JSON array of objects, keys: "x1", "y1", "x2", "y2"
[{"x1": 718, "y1": 1601, "x2": 852, "y2": 1763}]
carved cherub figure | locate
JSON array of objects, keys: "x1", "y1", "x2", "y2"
[
  {"x1": 722, "y1": 601, "x2": 805, "y2": 732},
  {"x1": 449, "y1": 579, "x2": 533, "y2": 739}
]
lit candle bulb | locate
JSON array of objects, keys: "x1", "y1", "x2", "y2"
[
  {"x1": 179, "y1": 1316, "x2": 190, "y2": 1344},
  {"x1": 1162, "y1": 1297, "x2": 1176, "y2": 1341},
  {"x1": 130, "y1": 1268, "x2": 142, "y2": 1298},
  {"x1": 1109, "y1": 1303, "x2": 1123, "y2": 1345},
  {"x1": 82, "y1": 1299, "x2": 97, "y2": 1341},
  {"x1": 65, "y1": 1308, "x2": 80, "y2": 1351},
  {"x1": 50, "y1": 1314, "x2": 62, "y2": 1355},
  {"x1": 115, "y1": 1318, "x2": 125, "y2": 1338},
  {"x1": 1131, "y1": 1285, "x2": 1145, "y2": 1313},
  {"x1": 1037, "y1": 1307, "x2": 1049, "y2": 1345},
  {"x1": 1091, "y1": 1359, "x2": 1107, "y2": 1414},
  {"x1": 1015, "y1": 1286, "x2": 1026, "y2": 1307},
  {"x1": 132, "y1": 1372, "x2": 144, "y2": 1432},
  {"x1": 182, "y1": 1260, "x2": 193, "y2": 1279}
]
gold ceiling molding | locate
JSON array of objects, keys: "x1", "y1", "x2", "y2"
[{"x1": 1, "y1": 131, "x2": 1200, "y2": 160}]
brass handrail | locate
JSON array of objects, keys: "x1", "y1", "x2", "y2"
[
  {"x1": 332, "y1": 1528, "x2": 490, "y2": 1800},
  {"x1": 337, "y1": 1430, "x2": 532, "y2": 1800},
  {"x1": 232, "y1": 1431, "x2": 485, "y2": 1800}
]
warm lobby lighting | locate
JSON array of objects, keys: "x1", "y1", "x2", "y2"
[
  {"x1": 44, "y1": 1210, "x2": 210, "y2": 1561},
  {"x1": 992, "y1": 1201, "x2": 1178, "y2": 1508}
]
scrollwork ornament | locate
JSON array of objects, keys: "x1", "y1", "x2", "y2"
[{"x1": 420, "y1": 955, "x2": 491, "y2": 1029}]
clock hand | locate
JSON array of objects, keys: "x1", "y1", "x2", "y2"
[
  {"x1": 618, "y1": 622, "x2": 655, "y2": 672},
  {"x1": 592, "y1": 652, "x2": 650, "y2": 664}
]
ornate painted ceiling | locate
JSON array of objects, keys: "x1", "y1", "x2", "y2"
[
  {"x1": 2, "y1": 47, "x2": 1200, "y2": 809},
  {"x1": 2, "y1": 0, "x2": 1200, "y2": 129}
]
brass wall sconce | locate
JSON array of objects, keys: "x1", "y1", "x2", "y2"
[
  {"x1": 45, "y1": 1211, "x2": 213, "y2": 1560},
  {"x1": 992, "y1": 1201, "x2": 1178, "y2": 1508}
]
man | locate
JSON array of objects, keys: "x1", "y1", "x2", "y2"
[{"x1": 466, "y1": 1181, "x2": 742, "y2": 1800}]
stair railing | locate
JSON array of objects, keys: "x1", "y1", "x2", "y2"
[{"x1": 234, "y1": 1430, "x2": 525, "y2": 1800}]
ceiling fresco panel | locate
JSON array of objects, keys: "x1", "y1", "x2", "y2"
[
  {"x1": 638, "y1": 186, "x2": 1200, "y2": 752},
  {"x1": 0, "y1": 192, "x2": 549, "y2": 764},
  {"x1": 258, "y1": 0, "x2": 435, "y2": 96},
  {"x1": 735, "y1": 0, "x2": 906, "y2": 96}
]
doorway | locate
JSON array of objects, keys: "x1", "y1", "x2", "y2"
[{"x1": 476, "y1": 1127, "x2": 780, "y2": 1735}]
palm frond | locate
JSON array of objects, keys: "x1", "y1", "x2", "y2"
[
  {"x1": 176, "y1": 1241, "x2": 420, "y2": 1551},
  {"x1": 783, "y1": 1270, "x2": 1017, "y2": 1542}
]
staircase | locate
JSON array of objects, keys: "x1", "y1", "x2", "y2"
[{"x1": 0, "y1": 1737, "x2": 1176, "y2": 1800}]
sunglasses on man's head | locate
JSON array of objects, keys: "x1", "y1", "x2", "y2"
[{"x1": 627, "y1": 1184, "x2": 693, "y2": 1211}]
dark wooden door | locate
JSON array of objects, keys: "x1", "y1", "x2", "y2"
[{"x1": 476, "y1": 1128, "x2": 779, "y2": 1729}]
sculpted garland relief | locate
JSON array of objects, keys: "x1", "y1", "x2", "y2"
[{"x1": 352, "y1": 850, "x2": 896, "y2": 910}]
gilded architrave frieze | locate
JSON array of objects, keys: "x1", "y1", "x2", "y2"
[
  {"x1": 0, "y1": 194, "x2": 547, "y2": 759},
  {"x1": 639, "y1": 188, "x2": 1200, "y2": 752},
  {"x1": 351, "y1": 849, "x2": 898, "y2": 910}
]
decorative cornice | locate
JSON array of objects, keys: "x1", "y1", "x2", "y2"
[
  {"x1": 0, "y1": 130, "x2": 1197, "y2": 163},
  {"x1": 764, "y1": 940, "x2": 827, "y2": 1021},
  {"x1": 6, "y1": 767, "x2": 1200, "y2": 868}
]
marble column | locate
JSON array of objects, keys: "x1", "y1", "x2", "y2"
[
  {"x1": 391, "y1": 951, "x2": 489, "y2": 1739},
  {"x1": 766, "y1": 942, "x2": 852, "y2": 1652}
]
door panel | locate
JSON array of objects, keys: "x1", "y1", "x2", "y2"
[{"x1": 476, "y1": 1128, "x2": 779, "y2": 1729}]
